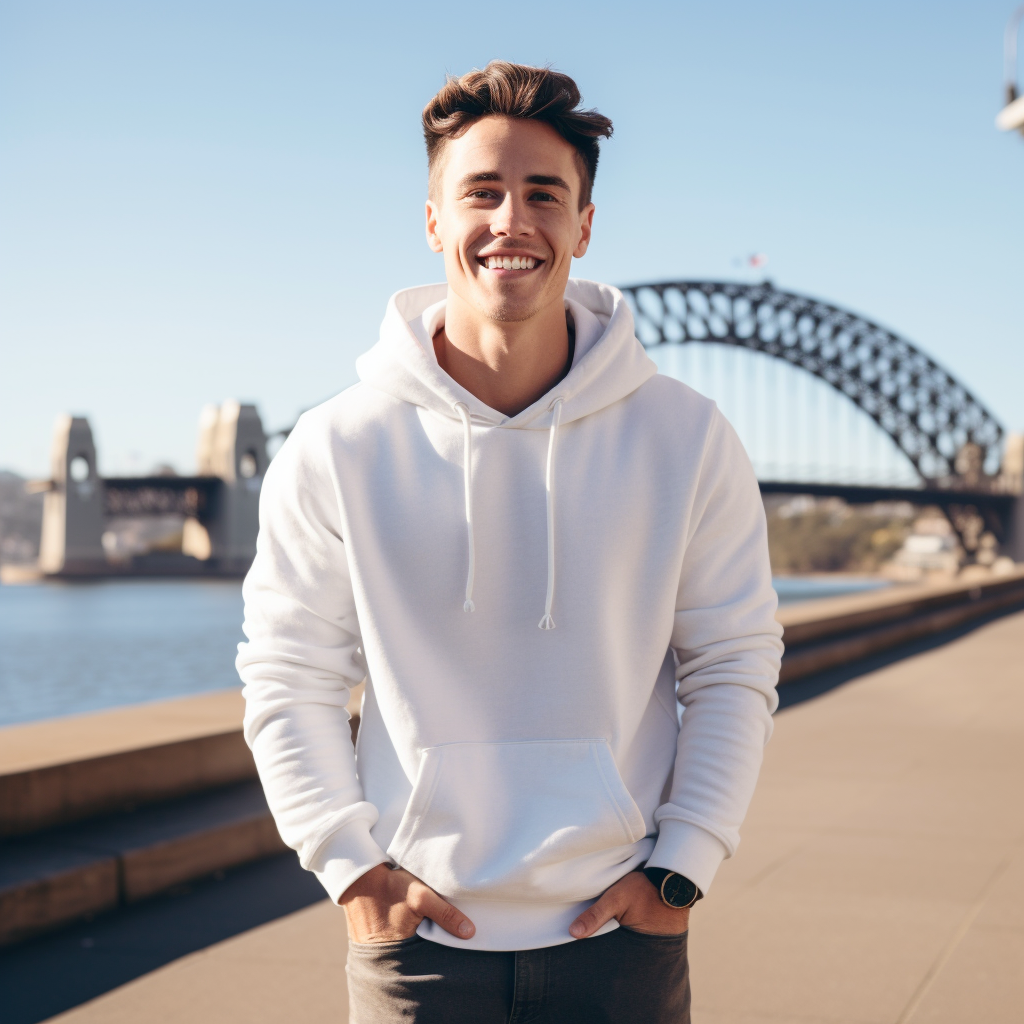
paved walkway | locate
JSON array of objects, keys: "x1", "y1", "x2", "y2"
[{"x1": 47, "y1": 611, "x2": 1024, "y2": 1023}]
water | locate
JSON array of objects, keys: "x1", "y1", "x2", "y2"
[
  {"x1": 773, "y1": 575, "x2": 888, "y2": 606},
  {"x1": 0, "y1": 580, "x2": 244, "y2": 728},
  {"x1": 0, "y1": 575, "x2": 888, "y2": 728}
]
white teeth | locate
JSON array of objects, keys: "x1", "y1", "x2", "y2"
[{"x1": 483, "y1": 255, "x2": 538, "y2": 269}]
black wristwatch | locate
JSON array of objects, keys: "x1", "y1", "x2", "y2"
[{"x1": 642, "y1": 867, "x2": 703, "y2": 909}]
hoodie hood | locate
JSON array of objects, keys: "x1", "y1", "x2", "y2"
[
  {"x1": 355, "y1": 278, "x2": 657, "y2": 428},
  {"x1": 355, "y1": 279, "x2": 659, "y2": 630}
]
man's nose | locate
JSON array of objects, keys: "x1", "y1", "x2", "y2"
[{"x1": 490, "y1": 193, "x2": 533, "y2": 237}]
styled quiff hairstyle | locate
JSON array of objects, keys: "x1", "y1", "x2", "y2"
[{"x1": 422, "y1": 61, "x2": 613, "y2": 209}]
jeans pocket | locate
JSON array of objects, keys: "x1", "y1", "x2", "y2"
[{"x1": 618, "y1": 923, "x2": 689, "y2": 942}]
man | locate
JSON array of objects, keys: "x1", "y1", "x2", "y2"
[{"x1": 238, "y1": 61, "x2": 783, "y2": 1023}]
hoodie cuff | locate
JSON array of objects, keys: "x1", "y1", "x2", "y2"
[
  {"x1": 646, "y1": 819, "x2": 728, "y2": 897},
  {"x1": 307, "y1": 819, "x2": 392, "y2": 904}
]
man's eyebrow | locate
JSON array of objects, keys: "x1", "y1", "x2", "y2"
[
  {"x1": 456, "y1": 172, "x2": 502, "y2": 190},
  {"x1": 525, "y1": 174, "x2": 571, "y2": 191},
  {"x1": 455, "y1": 171, "x2": 572, "y2": 192}
]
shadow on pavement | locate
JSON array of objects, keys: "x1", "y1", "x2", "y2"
[{"x1": 2, "y1": 852, "x2": 325, "y2": 1024}]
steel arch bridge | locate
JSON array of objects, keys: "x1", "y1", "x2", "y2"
[{"x1": 621, "y1": 280, "x2": 1003, "y2": 485}]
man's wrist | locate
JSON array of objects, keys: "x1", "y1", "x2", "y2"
[{"x1": 339, "y1": 862, "x2": 395, "y2": 905}]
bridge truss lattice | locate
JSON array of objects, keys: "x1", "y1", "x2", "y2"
[{"x1": 620, "y1": 280, "x2": 1004, "y2": 486}]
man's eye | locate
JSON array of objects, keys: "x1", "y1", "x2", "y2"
[
  {"x1": 530, "y1": 191, "x2": 556, "y2": 202},
  {"x1": 469, "y1": 190, "x2": 495, "y2": 199}
]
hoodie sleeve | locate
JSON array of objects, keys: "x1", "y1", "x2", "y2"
[
  {"x1": 235, "y1": 416, "x2": 390, "y2": 903},
  {"x1": 646, "y1": 408, "x2": 784, "y2": 895}
]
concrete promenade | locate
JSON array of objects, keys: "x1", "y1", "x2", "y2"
[{"x1": 46, "y1": 610, "x2": 1024, "y2": 1023}]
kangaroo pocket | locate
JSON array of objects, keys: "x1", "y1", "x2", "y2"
[{"x1": 386, "y1": 739, "x2": 647, "y2": 904}]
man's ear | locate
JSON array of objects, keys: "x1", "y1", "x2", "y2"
[
  {"x1": 573, "y1": 203, "x2": 595, "y2": 259},
  {"x1": 425, "y1": 199, "x2": 444, "y2": 253}
]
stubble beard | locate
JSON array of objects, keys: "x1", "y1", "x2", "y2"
[
  {"x1": 480, "y1": 279, "x2": 546, "y2": 324},
  {"x1": 487, "y1": 296, "x2": 540, "y2": 323}
]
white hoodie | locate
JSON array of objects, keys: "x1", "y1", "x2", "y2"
[{"x1": 237, "y1": 279, "x2": 783, "y2": 952}]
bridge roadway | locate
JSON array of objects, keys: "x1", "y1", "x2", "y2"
[{"x1": 36, "y1": 604, "x2": 1024, "y2": 1024}]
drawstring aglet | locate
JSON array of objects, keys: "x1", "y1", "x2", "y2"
[{"x1": 464, "y1": 600, "x2": 475, "y2": 613}]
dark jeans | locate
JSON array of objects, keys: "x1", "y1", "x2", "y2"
[{"x1": 346, "y1": 926, "x2": 690, "y2": 1024}]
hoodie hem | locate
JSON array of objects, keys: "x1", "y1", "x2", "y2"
[{"x1": 416, "y1": 897, "x2": 619, "y2": 952}]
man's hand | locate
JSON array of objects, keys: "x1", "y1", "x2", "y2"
[
  {"x1": 569, "y1": 870, "x2": 690, "y2": 939},
  {"x1": 340, "y1": 864, "x2": 476, "y2": 944}
]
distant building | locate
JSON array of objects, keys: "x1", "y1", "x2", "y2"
[{"x1": 886, "y1": 515, "x2": 960, "y2": 578}]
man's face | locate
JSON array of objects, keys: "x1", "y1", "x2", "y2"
[{"x1": 425, "y1": 116, "x2": 595, "y2": 324}]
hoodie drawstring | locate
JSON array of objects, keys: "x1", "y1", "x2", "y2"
[
  {"x1": 538, "y1": 398, "x2": 564, "y2": 630},
  {"x1": 453, "y1": 398, "x2": 564, "y2": 628},
  {"x1": 453, "y1": 403, "x2": 476, "y2": 613}
]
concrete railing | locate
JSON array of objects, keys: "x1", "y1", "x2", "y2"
[{"x1": 778, "y1": 568, "x2": 1024, "y2": 682}]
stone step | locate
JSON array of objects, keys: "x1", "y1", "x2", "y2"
[
  {"x1": 0, "y1": 781, "x2": 285, "y2": 947},
  {"x1": 0, "y1": 690, "x2": 256, "y2": 838}
]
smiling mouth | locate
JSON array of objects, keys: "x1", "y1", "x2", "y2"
[{"x1": 477, "y1": 254, "x2": 543, "y2": 272}]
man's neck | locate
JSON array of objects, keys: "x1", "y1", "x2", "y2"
[{"x1": 432, "y1": 289, "x2": 570, "y2": 417}]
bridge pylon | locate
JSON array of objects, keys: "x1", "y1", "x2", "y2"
[
  {"x1": 181, "y1": 401, "x2": 267, "y2": 573},
  {"x1": 1002, "y1": 434, "x2": 1024, "y2": 562},
  {"x1": 38, "y1": 416, "x2": 107, "y2": 574}
]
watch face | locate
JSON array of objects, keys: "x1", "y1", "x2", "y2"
[{"x1": 661, "y1": 872, "x2": 698, "y2": 909}]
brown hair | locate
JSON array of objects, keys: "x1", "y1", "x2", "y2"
[{"x1": 422, "y1": 61, "x2": 613, "y2": 209}]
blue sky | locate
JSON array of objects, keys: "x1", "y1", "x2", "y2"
[{"x1": 1, "y1": 1, "x2": 1021, "y2": 477}]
